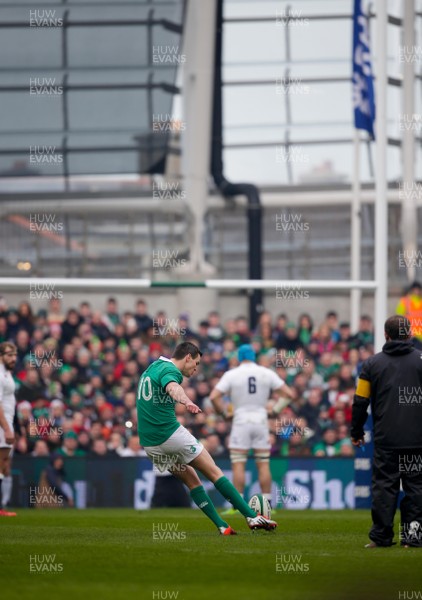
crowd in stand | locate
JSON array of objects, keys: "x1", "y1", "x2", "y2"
[{"x1": 0, "y1": 295, "x2": 376, "y2": 459}]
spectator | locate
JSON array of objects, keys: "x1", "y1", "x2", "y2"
[
  {"x1": 17, "y1": 302, "x2": 34, "y2": 336},
  {"x1": 6, "y1": 308, "x2": 20, "y2": 339},
  {"x1": 16, "y1": 368, "x2": 46, "y2": 403},
  {"x1": 312, "y1": 428, "x2": 340, "y2": 457},
  {"x1": 314, "y1": 324, "x2": 335, "y2": 354},
  {"x1": 352, "y1": 315, "x2": 374, "y2": 348},
  {"x1": 297, "y1": 313, "x2": 313, "y2": 346},
  {"x1": 90, "y1": 438, "x2": 115, "y2": 457},
  {"x1": 233, "y1": 316, "x2": 250, "y2": 345},
  {"x1": 79, "y1": 301, "x2": 92, "y2": 323},
  {"x1": 253, "y1": 321, "x2": 274, "y2": 353},
  {"x1": 134, "y1": 299, "x2": 154, "y2": 333},
  {"x1": 277, "y1": 322, "x2": 302, "y2": 352},
  {"x1": 196, "y1": 320, "x2": 211, "y2": 348},
  {"x1": 57, "y1": 432, "x2": 86, "y2": 457},
  {"x1": 49, "y1": 399, "x2": 65, "y2": 427},
  {"x1": 35, "y1": 454, "x2": 74, "y2": 508},
  {"x1": 0, "y1": 316, "x2": 8, "y2": 343},
  {"x1": 61, "y1": 309, "x2": 82, "y2": 345},
  {"x1": 31, "y1": 439, "x2": 50, "y2": 457},
  {"x1": 104, "y1": 297, "x2": 120, "y2": 330},
  {"x1": 108, "y1": 432, "x2": 125, "y2": 454},
  {"x1": 47, "y1": 298, "x2": 64, "y2": 328},
  {"x1": 325, "y1": 311, "x2": 340, "y2": 343},
  {"x1": 339, "y1": 322, "x2": 353, "y2": 346},
  {"x1": 0, "y1": 296, "x2": 8, "y2": 319},
  {"x1": 117, "y1": 436, "x2": 147, "y2": 457},
  {"x1": 207, "y1": 311, "x2": 225, "y2": 342}
]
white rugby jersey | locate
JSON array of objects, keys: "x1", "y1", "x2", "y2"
[
  {"x1": 216, "y1": 362, "x2": 284, "y2": 424},
  {"x1": 0, "y1": 363, "x2": 16, "y2": 422}
]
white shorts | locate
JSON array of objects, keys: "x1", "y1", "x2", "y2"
[
  {"x1": 229, "y1": 422, "x2": 270, "y2": 451},
  {"x1": 0, "y1": 417, "x2": 14, "y2": 449},
  {"x1": 143, "y1": 425, "x2": 204, "y2": 473}
]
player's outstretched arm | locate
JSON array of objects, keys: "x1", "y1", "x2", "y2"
[{"x1": 166, "y1": 382, "x2": 202, "y2": 414}]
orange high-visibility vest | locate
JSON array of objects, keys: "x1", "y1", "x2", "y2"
[{"x1": 404, "y1": 295, "x2": 422, "y2": 337}]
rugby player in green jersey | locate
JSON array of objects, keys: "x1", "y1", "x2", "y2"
[{"x1": 137, "y1": 342, "x2": 277, "y2": 534}]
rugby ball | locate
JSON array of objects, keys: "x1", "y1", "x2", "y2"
[{"x1": 248, "y1": 494, "x2": 271, "y2": 519}]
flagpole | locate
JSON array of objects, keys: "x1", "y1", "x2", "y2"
[
  {"x1": 351, "y1": 0, "x2": 370, "y2": 336},
  {"x1": 374, "y1": 0, "x2": 388, "y2": 351},
  {"x1": 401, "y1": 0, "x2": 416, "y2": 282},
  {"x1": 351, "y1": 128, "x2": 362, "y2": 334}
]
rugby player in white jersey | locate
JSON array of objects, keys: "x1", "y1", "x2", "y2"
[
  {"x1": 210, "y1": 344, "x2": 294, "y2": 508},
  {"x1": 0, "y1": 342, "x2": 17, "y2": 517}
]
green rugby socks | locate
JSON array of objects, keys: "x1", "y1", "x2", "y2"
[
  {"x1": 190, "y1": 485, "x2": 228, "y2": 529},
  {"x1": 214, "y1": 476, "x2": 256, "y2": 518}
]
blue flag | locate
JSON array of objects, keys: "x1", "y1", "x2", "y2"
[{"x1": 352, "y1": 0, "x2": 375, "y2": 139}]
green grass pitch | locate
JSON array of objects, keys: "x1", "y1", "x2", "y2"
[{"x1": 1, "y1": 509, "x2": 420, "y2": 600}]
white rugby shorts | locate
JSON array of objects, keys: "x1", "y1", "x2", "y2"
[{"x1": 143, "y1": 425, "x2": 204, "y2": 473}]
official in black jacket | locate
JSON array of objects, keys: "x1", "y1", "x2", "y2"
[{"x1": 351, "y1": 315, "x2": 422, "y2": 547}]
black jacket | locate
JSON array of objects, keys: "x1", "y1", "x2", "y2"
[{"x1": 351, "y1": 340, "x2": 422, "y2": 448}]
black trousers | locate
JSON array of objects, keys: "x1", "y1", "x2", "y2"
[
  {"x1": 151, "y1": 475, "x2": 191, "y2": 508},
  {"x1": 370, "y1": 446, "x2": 422, "y2": 546}
]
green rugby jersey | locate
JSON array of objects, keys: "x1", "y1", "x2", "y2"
[{"x1": 137, "y1": 356, "x2": 183, "y2": 446}]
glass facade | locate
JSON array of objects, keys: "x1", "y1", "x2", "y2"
[
  {"x1": 0, "y1": 0, "x2": 185, "y2": 184},
  {"x1": 222, "y1": 0, "x2": 422, "y2": 186}
]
